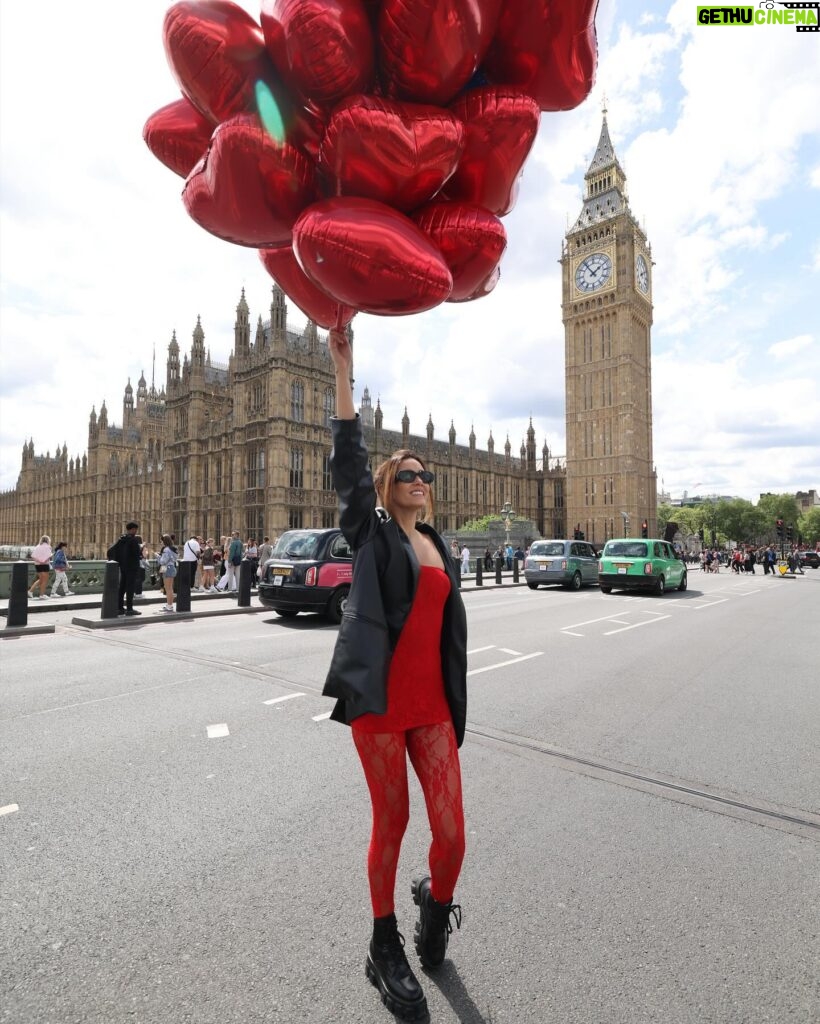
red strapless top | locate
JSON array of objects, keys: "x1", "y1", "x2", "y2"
[{"x1": 352, "y1": 565, "x2": 452, "y2": 733}]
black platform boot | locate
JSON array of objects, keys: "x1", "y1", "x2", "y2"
[
  {"x1": 411, "y1": 876, "x2": 462, "y2": 969},
  {"x1": 366, "y1": 913, "x2": 428, "y2": 1021}
]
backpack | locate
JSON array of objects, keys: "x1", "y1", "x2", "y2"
[{"x1": 107, "y1": 535, "x2": 127, "y2": 563}]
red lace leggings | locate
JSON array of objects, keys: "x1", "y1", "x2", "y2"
[{"x1": 352, "y1": 721, "x2": 465, "y2": 917}]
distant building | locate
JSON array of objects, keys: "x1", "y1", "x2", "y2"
[{"x1": 0, "y1": 288, "x2": 566, "y2": 554}]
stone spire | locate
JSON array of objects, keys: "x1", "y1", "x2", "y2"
[
  {"x1": 375, "y1": 397, "x2": 383, "y2": 431},
  {"x1": 401, "y1": 406, "x2": 410, "y2": 445},
  {"x1": 270, "y1": 283, "x2": 287, "y2": 341},
  {"x1": 449, "y1": 420, "x2": 456, "y2": 446},
  {"x1": 572, "y1": 108, "x2": 630, "y2": 231},
  {"x1": 192, "y1": 314, "x2": 205, "y2": 371},
  {"x1": 427, "y1": 413, "x2": 434, "y2": 441},
  {"x1": 235, "y1": 288, "x2": 250, "y2": 357}
]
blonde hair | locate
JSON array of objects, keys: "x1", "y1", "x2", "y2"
[{"x1": 373, "y1": 450, "x2": 435, "y2": 524}]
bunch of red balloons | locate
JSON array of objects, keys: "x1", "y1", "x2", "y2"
[{"x1": 144, "y1": 0, "x2": 599, "y2": 329}]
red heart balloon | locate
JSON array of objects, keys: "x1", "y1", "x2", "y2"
[
  {"x1": 483, "y1": 0, "x2": 599, "y2": 111},
  {"x1": 163, "y1": 1, "x2": 280, "y2": 125},
  {"x1": 293, "y1": 198, "x2": 452, "y2": 315},
  {"x1": 443, "y1": 87, "x2": 539, "y2": 215},
  {"x1": 379, "y1": 0, "x2": 503, "y2": 105},
  {"x1": 183, "y1": 114, "x2": 316, "y2": 247},
  {"x1": 261, "y1": 0, "x2": 375, "y2": 106},
  {"x1": 412, "y1": 202, "x2": 506, "y2": 302},
  {"x1": 258, "y1": 246, "x2": 357, "y2": 328},
  {"x1": 320, "y1": 95, "x2": 464, "y2": 212},
  {"x1": 143, "y1": 97, "x2": 214, "y2": 178}
]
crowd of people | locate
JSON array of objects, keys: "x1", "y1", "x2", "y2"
[
  {"x1": 448, "y1": 539, "x2": 526, "y2": 572},
  {"x1": 25, "y1": 527, "x2": 278, "y2": 616},
  {"x1": 699, "y1": 544, "x2": 808, "y2": 575}
]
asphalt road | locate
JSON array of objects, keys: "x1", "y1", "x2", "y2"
[{"x1": 2, "y1": 569, "x2": 819, "y2": 1024}]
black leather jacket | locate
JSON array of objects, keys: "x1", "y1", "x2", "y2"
[{"x1": 322, "y1": 417, "x2": 468, "y2": 746}]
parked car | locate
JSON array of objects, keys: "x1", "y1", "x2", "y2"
[
  {"x1": 798, "y1": 550, "x2": 820, "y2": 569},
  {"x1": 525, "y1": 539, "x2": 599, "y2": 590},
  {"x1": 257, "y1": 528, "x2": 352, "y2": 622},
  {"x1": 598, "y1": 538, "x2": 687, "y2": 595}
]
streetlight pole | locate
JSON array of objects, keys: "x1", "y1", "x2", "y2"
[{"x1": 500, "y1": 500, "x2": 516, "y2": 567}]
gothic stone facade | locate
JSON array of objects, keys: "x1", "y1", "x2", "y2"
[{"x1": 0, "y1": 286, "x2": 566, "y2": 554}]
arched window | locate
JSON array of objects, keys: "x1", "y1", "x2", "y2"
[{"x1": 291, "y1": 380, "x2": 304, "y2": 421}]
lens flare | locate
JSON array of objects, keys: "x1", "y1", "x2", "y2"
[{"x1": 255, "y1": 80, "x2": 285, "y2": 144}]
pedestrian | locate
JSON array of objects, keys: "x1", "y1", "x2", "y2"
[
  {"x1": 135, "y1": 542, "x2": 150, "y2": 598},
  {"x1": 50, "y1": 541, "x2": 74, "y2": 597},
  {"x1": 26, "y1": 534, "x2": 53, "y2": 599},
  {"x1": 182, "y1": 533, "x2": 201, "y2": 591},
  {"x1": 245, "y1": 537, "x2": 259, "y2": 587},
  {"x1": 505, "y1": 543, "x2": 513, "y2": 570},
  {"x1": 460, "y1": 543, "x2": 471, "y2": 575},
  {"x1": 324, "y1": 329, "x2": 467, "y2": 1022},
  {"x1": 158, "y1": 534, "x2": 178, "y2": 612},
  {"x1": 484, "y1": 547, "x2": 493, "y2": 571},
  {"x1": 109, "y1": 521, "x2": 142, "y2": 616},
  {"x1": 201, "y1": 539, "x2": 216, "y2": 592}
]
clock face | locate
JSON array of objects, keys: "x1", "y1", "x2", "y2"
[
  {"x1": 575, "y1": 253, "x2": 612, "y2": 293},
  {"x1": 636, "y1": 254, "x2": 649, "y2": 293}
]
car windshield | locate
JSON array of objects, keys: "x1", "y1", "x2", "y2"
[
  {"x1": 530, "y1": 542, "x2": 565, "y2": 556},
  {"x1": 270, "y1": 531, "x2": 323, "y2": 560},
  {"x1": 605, "y1": 541, "x2": 648, "y2": 558}
]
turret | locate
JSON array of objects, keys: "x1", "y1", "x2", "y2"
[
  {"x1": 99, "y1": 400, "x2": 108, "y2": 432},
  {"x1": 234, "y1": 289, "x2": 250, "y2": 358},
  {"x1": 123, "y1": 378, "x2": 134, "y2": 425},
  {"x1": 255, "y1": 315, "x2": 266, "y2": 351},
  {"x1": 402, "y1": 407, "x2": 410, "y2": 446},
  {"x1": 504, "y1": 433, "x2": 511, "y2": 461},
  {"x1": 270, "y1": 283, "x2": 287, "y2": 342},
  {"x1": 360, "y1": 386, "x2": 374, "y2": 428},
  {"x1": 305, "y1": 319, "x2": 318, "y2": 352},
  {"x1": 375, "y1": 398, "x2": 383, "y2": 431},
  {"x1": 167, "y1": 330, "x2": 180, "y2": 388},
  {"x1": 137, "y1": 371, "x2": 148, "y2": 403},
  {"x1": 469, "y1": 424, "x2": 476, "y2": 452},
  {"x1": 191, "y1": 315, "x2": 205, "y2": 373},
  {"x1": 488, "y1": 430, "x2": 494, "y2": 456},
  {"x1": 449, "y1": 420, "x2": 456, "y2": 446},
  {"x1": 427, "y1": 413, "x2": 434, "y2": 442}
]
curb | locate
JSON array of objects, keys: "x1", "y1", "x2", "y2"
[
  {"x1": 71, "y1": 605, "x2": 267, "y2": 629},
  {"x1": 1, "y1": 624, "x2": 57, "y2": 639}
]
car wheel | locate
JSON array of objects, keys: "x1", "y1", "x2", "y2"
[
  {"x1": 326, "y1": 586, "x2": 350, "y2": 624},
  {"x1": 677, "y1": 571, "x2": 688, "y2": 592},
  {"x1": 568, "y1": 571, "x2": 582, "y2": 591},
  {"x1": 600, "y1": 586, "x2": 612, "y2": 594},
  {"x1": 527, "y1": 582, "x2": 539, "y2": 590},
  {"x1": 274, "y1": 609, "x2": 299, "y2": 618},
  {"x1": 655, "y1": 575, "x2": 666, "y2": 596}
]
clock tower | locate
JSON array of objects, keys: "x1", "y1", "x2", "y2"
[{"x1": 561, "y1": 109, "x2": 656, "y2": 544}]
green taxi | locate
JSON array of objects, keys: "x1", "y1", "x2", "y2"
[{"x1": 598, "y1": 538, "x2": 687, "y2": 596}]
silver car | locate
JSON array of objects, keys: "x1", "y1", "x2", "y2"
[{"x1": 525, "y1": 539, "x2": 599, "y2": 590}]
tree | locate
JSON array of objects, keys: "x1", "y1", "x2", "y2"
[{"x1": 798, "y1": 507, "x2": 820, "y2": 545}]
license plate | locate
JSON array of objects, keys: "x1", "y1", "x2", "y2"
[
  {"x1": 273, "y1": 576, "x2": 284, "y2": 586},
  {"x1": 272, "y1": 567, "x2": 292, "y2": 576},
  {"x1": 617, "y1": 568, "x2": 627, "y2": 574},
  {"x1": 540, "y1": 564, "x2": 548, "y2": 571}
]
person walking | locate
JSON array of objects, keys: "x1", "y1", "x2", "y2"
[
  {"x1": 27, "y1": 535, "x2": 53, "y2": 599},
  {"x1": 324, "y1": 330, "x2": 467, "y2": 1022},
  {"x1": 182, "y1": 533, "x2": 201, "y2": 592},
  {"x1": 245, "y1": 537, "x2": 259, "y2": 588},
  {"x1": 218, "y1": 531, "x2": 243, "y2": 592},
  {"x1": 460, "y1": 544, "x2": 471, "y2": 576},
  {"x1": 201, "y1": 539, "x2": 216, "y2": 592},
  {"x1": 49, "y1": 542, "x2": 74, "y2": 597},
  {"x1": 109, "y1": 521, "x2": 142, "y2": 616},
  {"x1": 158, "y1": 535, "x2": 179, "y2": 612}
]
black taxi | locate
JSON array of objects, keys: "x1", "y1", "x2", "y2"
[{"x1": 257, "y1": 528, "x2": 352, "y2": 622}]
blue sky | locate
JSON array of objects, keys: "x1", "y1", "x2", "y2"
[{"x1": 1, "y1": 0, "x2": 818, "y2": 505}]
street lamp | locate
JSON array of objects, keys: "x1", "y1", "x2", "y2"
[
  {"x1": 619, "y1": 510, "x2": 630, "y2": 536},
  {"x1": 500, "y1": 500, "x2": 516, "y2": 551}
]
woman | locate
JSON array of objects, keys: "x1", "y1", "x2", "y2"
[
  {"x1": 324, "y1": 330, "x2": 467, "y2": 1022},
  {"x1": 50, "y1": 541, "x2": 74, "y2": 597},
  {"x1": 245, "y1": 537, "x2": 259, "y2": 588},
  {"x1": 201, "y1": 538, "x2": 216, "y2": 592},
  {"x1": 28, "y1": 535, "x2": 53, "y2": 599},
  {"x1": 158, "y1": 534, "x2": 178, "y2": 612}
]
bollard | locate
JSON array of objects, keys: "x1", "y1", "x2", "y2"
[
  {"x1": 176, "y1": 562, "x2": 192, "y2": 612},
  {"x1": 513, "y1": 558, "x2": 520, "y2": 583},
  {"x1": 100, "y1": 561, "x2": 121, "y2": 619},
  {"x1": 7, "y1": 562, "x2": 29, "y2": 628},
  {"x1": 237, "y1": 560, "x2": 253, "y2": 607},
  {"x1": 495, "y1": 556, "x2": 503, "y2": 585},
  {"x1": 475, "y1": 560, "x2": 483, "y2": 587}
]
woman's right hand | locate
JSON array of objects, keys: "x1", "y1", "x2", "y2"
[{"x1": 328, "y1": 329, "x2": 353, "y2": 377}]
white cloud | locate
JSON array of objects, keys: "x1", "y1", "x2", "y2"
[{"x1": 767, "y1": 334, "x2": 814, "y2": 359}]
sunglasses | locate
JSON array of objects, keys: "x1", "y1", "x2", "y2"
[{"x1": 395, "y1": 469, "x2": 435, "y2": 484}]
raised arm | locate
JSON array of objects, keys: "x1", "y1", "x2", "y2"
[{"x1": 328, "y1": 329, "x2": 355, "y2": 419}]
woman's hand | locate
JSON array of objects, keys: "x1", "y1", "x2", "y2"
[{"x1": 328, "y1": 329, "x2": 353, "y2": 378}]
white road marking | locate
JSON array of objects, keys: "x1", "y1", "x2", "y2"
[
  {"x1": 0, "y1": 804, "x2": 19, "y2": 816},
  {"x1": 734, "y1": 590, "x2": 760, "y2": 596},
  {"x1": 467, "y1": 652, "x2": 543, "y2": 676},
  {"x1": 263, "y1": 693, "x2": 305, "y2": 705},
  {"x1": 561, "y1": 612, "x2": 640, "y2": 630},
  {"x1": 499, "y1": 647, "x2": 523, "y2": 656},
  {"x1": 207, "y1": 723, "x2": 230, "y2": 738},
  {"x1": 312, "y1": 711, "x2": 332, "y2": 721},
  {"x1": 693, "y1": 599, "x2": 729, "y2": 609},
  {"x1": 562, "y1": 631, "x2": 584, "y2": 637},
  {"x1": 467, "y1": 645, "x2": 496, "y2": 655},
  {"x1": 604, "y1": 616, "x2": 671, "y2": 635}
]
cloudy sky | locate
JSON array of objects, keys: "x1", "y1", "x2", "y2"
[{"x1": 1, "y1": 0, "x2": 819, "y2": 503}]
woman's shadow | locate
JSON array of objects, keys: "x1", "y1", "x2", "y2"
[{"x1": 394, "y1": 962, "x2": 494, "y2": 1024}]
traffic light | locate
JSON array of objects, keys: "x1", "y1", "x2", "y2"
[
  {"x1": 786, "y1": 525, "x2": 793, "y2": 542},
  {"x1": 776, "y1": 519, "x2": 784, "y2": 539},
  {"x1": 641, "y1": 520, "x2": 648, "y2": 538}
]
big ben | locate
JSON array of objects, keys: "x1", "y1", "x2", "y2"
[{"x1": 562, "y1": 109, "x2": 657, "y2": 544}]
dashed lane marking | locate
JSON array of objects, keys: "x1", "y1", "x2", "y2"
[
  {"x1": 0, "y1": 804, "x2": 19, "y2": 817},
  {"x1": 263, "y1": 693, "x2": 305, "y2": 705},
  {"x1": 692, "y1": 599, "x2": 729, "y2": 610},
  {"x1": 312, "y1": 711, "x2": 332, "y2": 722},
  {"x1": 467, "y1": 645, "x2": 496, "y2": 655},
  {"x1": 467, "y1": 652, "x2": 543, "y2": 677},
  {"x1": 499, "y1": 647, "x2": 523, "y2": 656},
  {"x1": 604, "y1": 615, "x2": 671, "y2": 635},
  {"x1": 207, "y1": 723, "x2": 230, "y2": 739}
]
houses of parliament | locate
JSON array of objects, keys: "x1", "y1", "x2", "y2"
[{"x1": 0, "y1": 114, "x2": 657, "y2": 554}]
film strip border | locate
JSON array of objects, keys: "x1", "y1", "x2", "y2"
[{"x1": 780, "y1": 1, "x2": 820, "y2": 32}]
